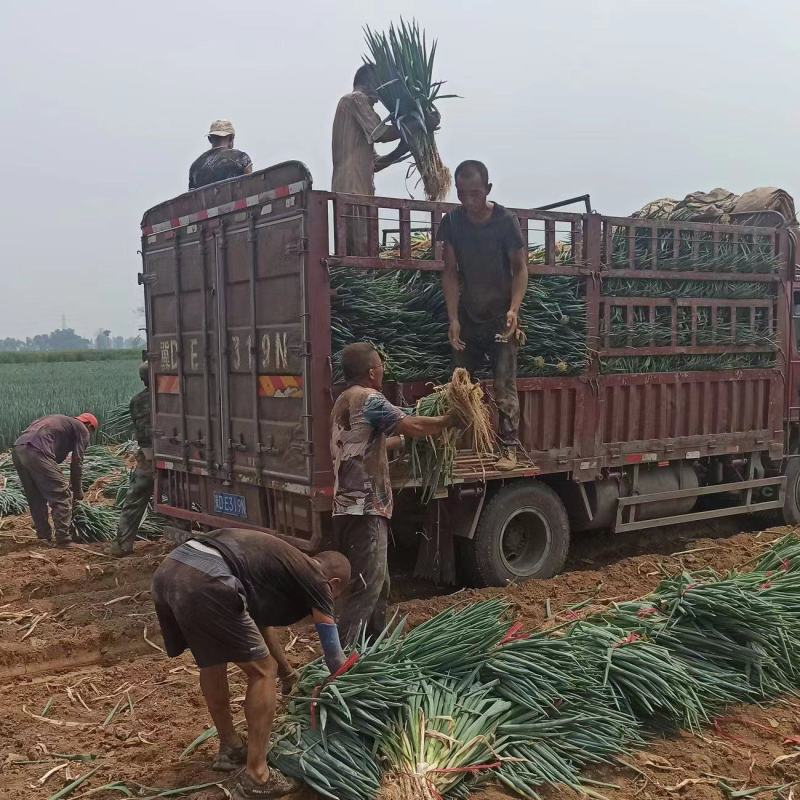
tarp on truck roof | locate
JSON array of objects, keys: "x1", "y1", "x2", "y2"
[{"x1": 630, "y1": 186, "x2": 797, "y2": 226}]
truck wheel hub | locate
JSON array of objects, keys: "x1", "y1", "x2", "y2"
[{"x1": 499, "y1": 508, "x2": 551, "y2": 577}]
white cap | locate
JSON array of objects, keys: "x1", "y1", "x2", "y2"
[{"x1": 208, "y1": 119, "x2": 235, "y2": 137}]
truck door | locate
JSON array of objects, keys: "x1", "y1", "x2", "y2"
[
  {"x1": 789, "y1": 285, "x2": 800, "y2": 423},
  {"x1": 215, "y1": 210, "x2": 311, "y2": 486}
]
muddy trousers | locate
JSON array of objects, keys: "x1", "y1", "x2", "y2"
[
  {"x1": 115, "y1": 450, "x2": 155, "y2": 553},
  {"x1": 454, "y1": 324, "x2": 520, "y2": 447},
  {"x1": 335, "y1": 515, "x2": 390, "y2": 648},
  {"x1": 11, "y1": 445, "x2": 72, "y2": 543}
]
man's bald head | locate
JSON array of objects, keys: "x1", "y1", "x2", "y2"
[{"x1": 316, "y1": 550, "x2": 351, "y2": 598}]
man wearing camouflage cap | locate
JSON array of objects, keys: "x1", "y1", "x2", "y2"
[
  {"x1": 188, "y1": 119, "x2": 253, "y2": 190},
  {"x1": 111, "y1": 363, "x2": 154, "y2": 557}
]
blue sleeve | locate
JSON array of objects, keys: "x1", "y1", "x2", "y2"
[
  {"x1": 315, "y1": 623, "x2": 346, "y2": 672},
  {"x1": 362, "y1": 393, "x2": 407, "y2": 435}
]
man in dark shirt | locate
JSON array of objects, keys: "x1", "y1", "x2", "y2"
[
  {"x1": 188, "y1": 119, "x2": 253, "y2": 190},
  {"x1": 331, "y1": 343, "x2": 454, "y2": 646},
  {"x1": 437, "y1": 160, "x2": 528, "y2": 470},
  {"x1": 151, "y1": 529, "x2": 351, "y2": 800},
  {"x1": 111, "y1": 363, "x2": 153, "y2": 557},
  {"x1": 12, "y1": 412, "x2": 98, "y2": 546}
]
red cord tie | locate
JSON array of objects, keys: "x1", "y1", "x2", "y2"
[
  {"x1": 498, "y1": 622, "x2": 527, "y2": 646},
  {"x1": 613, "y1": 632, "x2": 641, "y2": 648},
  {"x1": 310, "y1": 652, "x2": 360, "y2": 730},
  {"x1": 781, "y1": 558, "x2": 791, "y2": 572},
  {"x1": 637, "y1": 607, "x2": 658, "y2": 618}
]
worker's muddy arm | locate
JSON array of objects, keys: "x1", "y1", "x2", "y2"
[
  {"x1": 442, "y1": 243, "x2": 465, "y2": 351},
  {"x1": 69, "y1": 457, "x2": 84, "y2": 501},
  {"x1": 375, "y1": 140, "x2": 410, "y2": 172},
  {"x1": 375, "y1": 125, "x2": 401, "y2": 143},
  {"x1": 505, "y1": 246, "x2": 528, "y2": 338},
  {"x1": 261, "y1": 627, "x2": 295, "y2": 691},
  {"x1": 396, "y1": 414, "x2": 454, "y2": 439},
  {"x1": 386, "y1": 434, "x2": 406, "y2": 451}
]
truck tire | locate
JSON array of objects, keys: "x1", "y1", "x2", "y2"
[
  {"x1": 460, "y1": 482, "x2": 570, "y2": 587},
  {"x1": 783, "y1": 457, "x2": 800, "y2": 525}
]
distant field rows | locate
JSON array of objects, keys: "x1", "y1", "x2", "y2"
[{"x1": 0, "y1": 359, "x2": 140, "y2": 449}]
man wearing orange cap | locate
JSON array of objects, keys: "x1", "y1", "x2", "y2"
[{"x1": 11, "y1": 412, "x2": 98, "y2": 547}]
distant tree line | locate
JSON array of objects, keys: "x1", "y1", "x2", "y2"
[{"x1": 0, "y1": 328, "x2": 144, "y2": 352}]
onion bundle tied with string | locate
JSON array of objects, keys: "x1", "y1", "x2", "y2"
[
  {"x1": 364, "y1": 19, "x2": 454, "y2": 201},
  {"x1": 410, "y1": 368, "x2": 494, "y2": 503}
]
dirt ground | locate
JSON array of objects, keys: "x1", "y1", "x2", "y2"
[{"x1": 1, "y1": 511, "x2": 800, "y2": 800}]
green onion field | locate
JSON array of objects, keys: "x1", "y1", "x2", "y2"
[{"x1": 0, "y1": 356, "x2": 141, "y2": 450}]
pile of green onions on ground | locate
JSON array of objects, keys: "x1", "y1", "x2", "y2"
[{"x1": 269, "y1": 533, "x2": 800, "y2": 800}]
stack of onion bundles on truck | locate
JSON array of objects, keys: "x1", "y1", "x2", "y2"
[
  {"x1": 330, "y1": 186, "x2": 793, "y2": 381},
  {"x1": 270, "y1": 533, "x2": 800, "y2": 800},
  {"x1": 330, "y1": 235, "x2": 587, "y2": 382}
]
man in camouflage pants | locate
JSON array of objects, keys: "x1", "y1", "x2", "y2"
[{"x1": 111, "y1": 363, "x2": 153, "y2": 557}]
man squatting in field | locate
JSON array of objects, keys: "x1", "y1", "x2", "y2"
[
  {"x1": 111, "y1": 363, "x2": 153, "y2": 557},
  {"x1": 331, "y1": 342, "x2": 457, "y2": 647},
  {"x1": 151, "y1": 529, "x2": 352, "y2": 799},
  {"x1": 439, "y1": 159, "x2": 528, "y2": 471},
  {"x1": 12, "y1": 412, "x2": 98, "y2": 547}
]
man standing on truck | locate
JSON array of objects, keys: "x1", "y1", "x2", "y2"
[
  {"x1": 151, "y1": 528, "x2": 352, "y2": 800},
  {"x1": 11, "y1": 412, "x2": 98, "y2": 547},
  {"x1": 188, "y1": 120, "x2": 253, "y2": 190},
  {"x1": 332, "y1": 342, "x2": 456, "y2": 646},
  {"x1": 438, "y1": 160, "x2": 528, "y2": 471},
  {"x1": 331, "y1": 64, "x2": 409, "y2": 255},
  {"x1": 111, "y1": 363, "x2": 153, "y2": 557}
]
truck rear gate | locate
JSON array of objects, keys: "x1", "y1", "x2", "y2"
[
  {"x1": 141, "y1": 163, "x2": 796, "y2": 579},
  {"x1": 142, "y1": 163, "x2": 321, "y2": 549}
]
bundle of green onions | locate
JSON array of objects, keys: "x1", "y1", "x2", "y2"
[
  {"x1": 100, "y1": 402, "x2": 134, "y2": 444},
  {"x1": 67, "y1": 445, "x2": 126, "y2": 491},
  {"x1": 408, "y1": 368, "x2": 494, "y2": 504},
  {"x1": 269, "y1": 717, "x2": 381, "y2": 800},
  {"x1": 611, "y1": 229, "x2": 780, "y2": 274},
  {"x1": 377, "y1": 678, "x2": 510, "y2": 800},
  {"x1": 71, "y1": 501, "x2": 165, "y2": 543},
  {"x1": 603, "y1": 277, "x2": 776, "y2": 301},
  {"x1": 0, "y1": 453, "x2": 27, "y2": 516},
  {"x1": 396, "y1": 599, "x2": 512, "y2": 677},
  {"x1": 0, "y1": 474, "x2": 27, "y2": 516},
  {"x1": 600, "y1": 305, "x2": 776, "y2": 350},
  {"x1": 600, "y1": 353, "x2": 774, "y2": 374},
  {"x1": 292, "y1": 623, "x2": 420, "y2": 739},
  {"x1": 364, "y1": 19, "x2": 454, "y2": 201}
]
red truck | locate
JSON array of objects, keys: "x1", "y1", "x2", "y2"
[{"x1": 140, "y1": 161, "x2": 799, "y2": 586}]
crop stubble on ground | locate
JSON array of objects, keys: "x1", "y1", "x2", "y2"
[{"x1": 1, "y1": 516, "x2": 800, "y2": 800}]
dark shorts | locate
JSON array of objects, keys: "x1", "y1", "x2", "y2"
[{"x1": 151, "y1": 548, "x2": 269, "y2": 669}]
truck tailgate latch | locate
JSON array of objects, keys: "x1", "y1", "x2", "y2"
[
  {"x1": 285, "y1": 238, "x2": 309, "y2": 255},
  {"x1": 138, "y1": 272, "x2": 157, "y2": 286},
  {"x1": 291, "y1": 439, "x2": 314, "y2": 456}
]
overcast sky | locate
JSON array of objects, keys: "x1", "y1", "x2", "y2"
[{"x1": 1, "y1": 0, "x2": 797, "y2": 340}]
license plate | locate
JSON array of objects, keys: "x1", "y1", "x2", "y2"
[{"x1": 214, "y1": 492, "x2": 247, "y2": 519}]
